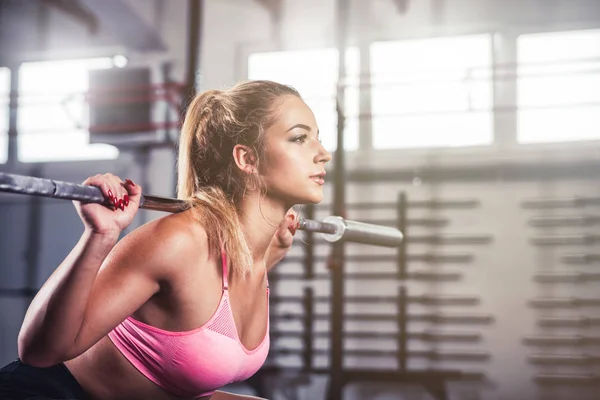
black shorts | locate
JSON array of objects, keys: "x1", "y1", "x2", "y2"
[{"x1": 0, "y1": 359, "x2": 89, "y2": 400}]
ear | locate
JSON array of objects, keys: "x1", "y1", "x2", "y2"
[{"x1": 232, "y1": 144, "x2": 258, "y2": 174}]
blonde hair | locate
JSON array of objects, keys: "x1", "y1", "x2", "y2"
[{"x1": 177, "y1": 80, "x2": 301, "y2": 277}]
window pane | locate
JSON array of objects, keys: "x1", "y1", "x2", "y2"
[
  {"x1": 517, "y1": 29, "x2": 600, "y2": 143},
  {"x1": 370, "y1": 34, "x2": 493, "y2": 149},
  {"x1": 18, "y1": 58, "x2": 119, "y2": 162},
  {"x1": 248, "y1": 48, "x2": 360, "y2": 152},
  {"x1": 0, "y1": 67, "x2": 9, "y2": 164}
]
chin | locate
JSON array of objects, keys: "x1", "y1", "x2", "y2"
[
  {"x1": 301, "y1": 193, "x2": 324, "y2": 204},
  {"x1": 285, "y1": 194, "x2": 322, "y2": 206},
  {"x1": 280, "y1": 186, "x2": 325, "y2": 206}
]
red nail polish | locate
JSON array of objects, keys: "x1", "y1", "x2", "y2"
[
  {"x1": 119, "y1": 199, "x2": 124, "y2": 210},
  {"x1": 108, "y1": 190, "x2": 113, "y2": 199},
  {"x1": 124, "y1": 195, "x2": 129, "y2": 207},
  {"x1": 113, "y1": 197, "x2": 118, "y2": 207},
  {"x1": 125, "y1": 179, "x2": 135, "y2": 187}
]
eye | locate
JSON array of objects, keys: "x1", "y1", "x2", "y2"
[{"x1": 292, "y1": 134, "x2": 308, "y2": 143}]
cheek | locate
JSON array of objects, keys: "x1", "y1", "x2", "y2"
[
  {"x1": 267, "y1": 156, "x2": 296, "y2": 182},
  {"x1": 264, "y1": 145, "x2": 299, "y2": 173},
  {"x1": 261, "y1": 150, "x2": 287, "y2": 182},
  {"x1": 262, "y1": 142, "x2": 313, "y2": 186}
]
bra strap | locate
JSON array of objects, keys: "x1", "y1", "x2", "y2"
[{"x1": 221, "y1": 249, "x2": 229, "y2": 290}]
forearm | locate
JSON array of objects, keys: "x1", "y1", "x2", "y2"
[
  {"x1": 212, "y1": 391, "x2": 266, "y2": 400},
  {"x1": 18, "y1": 229, "x2": 118, "y2": 366},
  {"x1": 266, "y1": 244, "x2": 289, "y2": 272}
]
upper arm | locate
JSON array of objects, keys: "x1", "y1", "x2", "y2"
[{"x1": 68, "y1": 218, "x2": 195, "y2": 359}]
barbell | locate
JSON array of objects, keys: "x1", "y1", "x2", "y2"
[{"x1": 0, "y1": 172, "x2": 403, "y2": 247}]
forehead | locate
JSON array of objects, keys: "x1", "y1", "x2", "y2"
[{"x1": 272, "y1": 95, "x2": 318, "y2": 129}]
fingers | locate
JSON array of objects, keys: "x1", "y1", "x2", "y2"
[
  {"x1": 272, "y1": 212, "x2": 297, "y2": 249},
  {"x1": 121, "y1": 178, "x2": 142, "y2": 208},
  {"x1": 285, "y1": 210, "x2": 299, "y2": 236},
  {"x1": 277, "y1": 213, "x2": 297, "y2": 236},
  {"x1": 107, "y1": 174, "x2": 127, "y2": 211},
  {"x1": 123, "y1": 178, "x2": 142, "y2": 197},
  {"x1": 287, "y1": 214, "x2": 297, "y2": 236},
  {"x1": 83, "y1": 173, "x2": 141, "y2": 211},
  {"x1": 286, "y1": 208, "x2": 299, "y2": 220}
]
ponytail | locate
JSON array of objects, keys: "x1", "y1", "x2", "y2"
[{"x1": 177, "y1": 91, "x2": 253, "y2": 277}]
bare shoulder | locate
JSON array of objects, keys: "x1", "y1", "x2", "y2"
[{"x1": 105, "y1": 209, "x2": 210, "y2": 281}]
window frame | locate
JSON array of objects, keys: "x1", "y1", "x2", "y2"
[
  {"x1": 15, "y1": 57, "x2": 123, "y2": 164},
  {"x1": 239, "y1": 26, "x2": 600, "y2": 170},
  {"x1": 515, "y1": 28, "x2": 600, "y2": 145},
  {"x1": 368, "y1": 33, "x2": 496, "y2": 151}
]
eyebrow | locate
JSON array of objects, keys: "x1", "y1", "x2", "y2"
[
  {"x1": 286, "y1": 124, "x2": 312, "y2": 132},
  {"x1": 286, "y1": 124, "x2": 320, "y2": 135}
]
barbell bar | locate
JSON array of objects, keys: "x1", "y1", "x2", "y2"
[{"x1": 0, "y1": 172, "x2": 403, "y2": 247}]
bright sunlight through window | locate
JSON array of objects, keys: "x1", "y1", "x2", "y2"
[
  {"x1": 517, "y1": 29, "x2": 600, "y2": 144},
  {"x1": 0, "y1": 68, "x2": 10, "y2": 164},
  {"x1": 248, "y1": 48, "x2": 360, "y2": 152},
  {"x1": 18, "y1": 58, "x2": 119, "y2": 162},
  {"x1": 370, "y1": 34, "x2": 493, "y2": 149}
]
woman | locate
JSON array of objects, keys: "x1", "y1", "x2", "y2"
[{"x1": 0, "y1": 80, "x2": 332, "y2": 399}]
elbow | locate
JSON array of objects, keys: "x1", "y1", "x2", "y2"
[
  {"x1": 18, "y1": 348, "x2": 61, "y2": 368},
  {"x1": 17, "y1": 333, "x2": 62, "y2": 368}
]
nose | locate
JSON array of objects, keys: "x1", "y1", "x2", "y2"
[{"x1": 314, "y1": 141, "x2": 332, "y2": 164}]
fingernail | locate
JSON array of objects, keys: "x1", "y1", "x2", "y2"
[
  {"x1": 124, "y1": 195, "x2": 129, "y2": 207},
  {"x1": 108, "y1": 190, "x2": 113, "y2": 198},
  {"x1": 125, "y1": 179, "x2": 135, "y2": 187},
  {"x1": 119, "y1": 199, "x2": 124, "y2": 210},
  {"x1": 113, "y1": 197, "x2": 119, "y2": 207}
]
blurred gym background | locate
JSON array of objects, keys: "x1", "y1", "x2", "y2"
[{"x1": 1, "y1": 1, "x2": 600, "y2": 399}]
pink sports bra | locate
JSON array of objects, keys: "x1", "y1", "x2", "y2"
[{"x1": 107, "y1": 252, "x2": 270, "y2": 398}]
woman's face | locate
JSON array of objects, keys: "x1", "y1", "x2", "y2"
[{"x1": 260, "y1": 95, "x2": 332, "y2": 206}]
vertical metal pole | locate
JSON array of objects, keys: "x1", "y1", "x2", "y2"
[
  {"x1": 358, "y1": 40, "x2": 372, "y2": 151},
  {"x1": 185, "y1": 0, "x2": 202, "y2": 102},
  {"x1": 176, "y1": 0, "x2": 203, "y2": 196},
  {"x1": 397, "y1": 286, "x2": 408, "y2": 370},
  {"x1": 397, "y1": 192, "x2": 408, "y2": 370},
  {"x1": 397, "y1": 192, "x2": 407, "y2": 280},
  {"x1": 135, "y1": 148, "x2": 151, "y2": 225},
  {"x1": 304, "y1": 204, "x2": 315, "y2": 279},
  {"x1": 302, "y1": 287, "x2": 314, "y2": 372},
  {"x1": 326, "y1": 0, "x2": 349, "y2": 398},
  {"x1": 161, "y1": 61, "x2": 174, "y2": 142}
]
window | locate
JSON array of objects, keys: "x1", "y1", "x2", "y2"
[
  {"x1": 370, "y1": 34, "x2": 493, "y2": 149},
  {"x1": 248, "y1": 48, "x2": 360, "y2": 152},
  {"x1": 18, "y1": 58, "x2": 119, "y2": 162},
  {"x1": 0, "y1": 67, "x2": 9, "y2": 164},
  {"x1": 517, "y1": 29, "x2": 600, "y2": 144}
]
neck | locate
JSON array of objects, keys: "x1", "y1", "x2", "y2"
[{"x1": 238, "y1": 193, "x2": 288, "y2": 265}]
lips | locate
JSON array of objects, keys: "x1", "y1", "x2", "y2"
[{"x1": 310, "y1": 172, "x2": 326, "y2": 185}]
